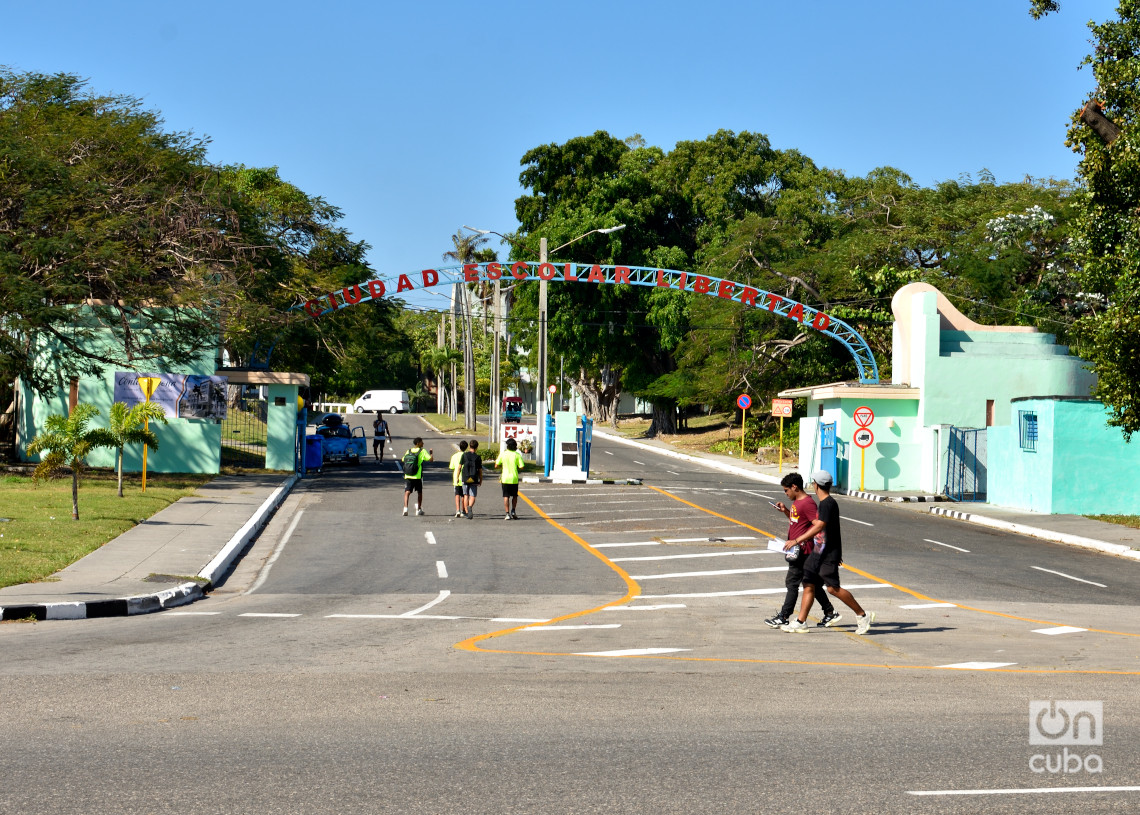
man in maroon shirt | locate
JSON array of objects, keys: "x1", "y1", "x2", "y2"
[{"x1": 764, "y1": 473, "x2": 839, "y2": 629}]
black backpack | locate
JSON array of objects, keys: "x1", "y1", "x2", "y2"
[
  {"x1": 401, "y1": 449, "x2": 420, "y2": 476},
  {"x1": 461, "y1": 450, "x2": 482, "y2": 484}
]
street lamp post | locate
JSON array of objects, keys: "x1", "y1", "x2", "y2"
[{"x1": 463, "y1": 224, "x2": 625, "y2": 465}]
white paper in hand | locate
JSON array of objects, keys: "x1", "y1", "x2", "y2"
[{"x1": 767, "y1": 537, "x2": 787, "y2": 553}]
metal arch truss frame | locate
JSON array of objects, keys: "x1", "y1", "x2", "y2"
[{"x1": 293, "y1": 262, "x2": 880, "y2": 385}]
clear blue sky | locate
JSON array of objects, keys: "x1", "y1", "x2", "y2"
[{"x1": 2, "y1": 1, "x2": 1117, "y2": 312}]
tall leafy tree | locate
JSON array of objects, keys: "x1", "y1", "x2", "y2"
[{"x1": 0, "y1": 70, "x2": 256, "y2": 394}]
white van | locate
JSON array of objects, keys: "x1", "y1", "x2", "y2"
[{"x1": 353, "y1": 389, "x2": 411, "y2": 414}]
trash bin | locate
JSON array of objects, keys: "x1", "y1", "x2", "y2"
[{"x1": 305, "y1": 435, "x2": 324, "y2": 472}]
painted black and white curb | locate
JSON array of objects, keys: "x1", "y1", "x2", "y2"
[
  {"x1": 522, "y1": 476, "x2": 642, "y2": 485},
  {"x1": 0, "y1": 474, "x2": 298, "y2": 621},
  {"x1": 929, "y1": 505, "x2": 1140, "y2": 561}
]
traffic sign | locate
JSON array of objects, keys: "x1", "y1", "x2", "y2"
[
  {"x1": 771, "y1": 398, "x2": 793, "y2": 417},
  {"x1": 853, "y1": 406, "x2": 875, "y2": 427},
  {"x1": 138, "y1": 376, "x2": 161, "y2": 400},
  {"x1": 737, "y1": 394, "x2": 752, "y2": 410},
  {"x1": 854, "y1": 427, "x2": 874, "y2": 448},
  {"x1": 548, "y1": 384, "x2": 557, "y2": 394}
]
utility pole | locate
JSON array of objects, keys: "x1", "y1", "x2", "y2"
[
  {"x1": 449, "y1": 287, "x2": 458, "y2": 422},
  {"x1": 490, "y1": 277, "x2": 501, "y2": 446},
  {"x1": 537, "y1": 237, "x2": 548, "y2": 466}
]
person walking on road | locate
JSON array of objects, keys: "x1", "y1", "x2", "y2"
[
  {"x1": 782, "y1": 469, "x2": 875, "y2": 635},
  {"x1": 490, "y1": 437, "x2": 526, "y2": 520},
  {"x1": 372, "y1": 414, "x2": 390, "y2": 462},
  {"x1": 460, "y1": 439, "x2": 483, "y2": 519},
  {"x1": 764, "y1": 472, "x2": 839, "y2": 630},
  {"x1": 448, "y1": 440, "x2": 468, "y2": 518},
  {"x1": 401, "y1": 437, "x2": 433, "y2": 517}
]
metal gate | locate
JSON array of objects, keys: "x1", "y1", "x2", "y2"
[
  {"x1": 220, "y1": 395, "x2": 268, "y2": 468},
  {"x1": 945, "y1": 427, "x2": 987, "y2": 502},
  {"x1": 819, "y1": 422, "x2": 837, "y2": 481}
]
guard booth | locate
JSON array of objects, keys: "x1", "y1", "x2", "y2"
[{"x1": 544, "y1": 410, "x2": 593, "y2": 479}]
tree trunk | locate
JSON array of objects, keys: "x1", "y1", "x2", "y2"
[
  {"x1": 646, "y1": 400, "x2": 677, "y2": 438},
  {"x1": 71, "y1": 468, "x2": 79, "y2": 520},
  {"x1": 575, "y1": 371, "x2": 620, "y2": 424},
  {"x1": 117, "y1": 448, "x2": 124, "y2": 498}
]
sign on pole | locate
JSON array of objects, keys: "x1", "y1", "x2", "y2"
[
  {"x1": 854, "y1": 427, "x2": 874, "y2": 491},
  {"x1": 137, "y1": 376, "x2": 161, "y2": 492},
  {"x1": 737, "y1": 394, "x2": 751, "y2": 458},
  {"x1": 771, "y1": 398, "x2": 793, "y2": 416},
  {"x1": 853, "y1": 406, "x2": 875, "y2": 427}
]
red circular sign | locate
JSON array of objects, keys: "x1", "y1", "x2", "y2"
[
  {"x1": 854, "y1": 428, "x2": 874, "y2": 449},
  {"x1": 737, "y1": 394, "x2": 752, "y2": 410},
  {"x1": 853, "y1": 406, "x2": 875, "y2": 427}
]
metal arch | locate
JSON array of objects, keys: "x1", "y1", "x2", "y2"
[{"x1": 292, "y1": 262, "x2": 880, "y2": 385}]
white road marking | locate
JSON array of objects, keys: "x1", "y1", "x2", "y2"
[
  {"x1": 632, "y1": 461, "x2": 646, "y2": 466},
  {"x1": 593, "y1": 541, "x2": 662, "y2": 548},
  {"x1": 629, "y1": 566, "x2": 787, "y2": 580},
  {"x1": 521, "y1": 624, "x2": 622, "y2": 631},
  {"x1": 425, "y1": 531, "x2": 436, "y2": 545},
  {"x1": 603, "y1": 450, "x2": 613, "y2": 455},
  {"x1": 239, "y1": 613, "x2": 301, "y2": 618},
  {"x1": 845, "y1": 517, "x2": 874, "y2": 527},
  {"x1": 611, "y1": 550, "x2": 768, "y2": 562},
  {"x1": 246, "y1": 508, "x2": 304, "y2": 595},
  {"x1": 924, "y1": 538, "x2": 969, "y2": 553},
  {"x1": 1032, "y1": 625, "x2": 1088, "y2": 635},
  {"x1": 900, "y1": 603, "x2": 957, "y2": 609},
  {"x1": 908, "y1": 786, "x2": 1140, "y2": 797},
  {"x1": 436, "y1": 561, "x2": 448, "y2": 578},
  {"x1": 577, "y1": 647, "x2": 689, "y2": 656},
  {"x1": 399, "y1": 590, "x2": 451, "y2": 618},
  {"x1": 576, "y1": 514, "x2": 703, "y2": 526},
  {"x1": 639, "y1": 583, "x2": 891, "y2": 599},
  {"x1": 604, "y1": 604, "x2": 687, "y2": 611},
  {"x1": 937, "y1": 662, "x2": 1017, "y2": 670},
  {"x1": 666, "y1": 470, "x2": 681, "y2": 475},
  {"x1": 327, "y1": 613, "x2": 463, "y2": 620},
  {"x1": 1030, "y1": 566, "x2": 1107, "y2": 587},
  {"x1": 166, "y1": 611, "x2": 221, "y2": 616},
  {"x1": 664, "y1": 536, "x2": 757, "y2": 542}
]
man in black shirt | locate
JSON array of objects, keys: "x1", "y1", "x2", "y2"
[{"x1": 781, "y1": 469, "x2": 875, "y2": 635}]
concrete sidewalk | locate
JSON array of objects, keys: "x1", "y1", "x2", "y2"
[
  {"x1": 0, "y1": 473, "x2": 297, "y2": 621},
  {"x1": 591, "y1": 427, "x2": 1140, "y2": 561}
]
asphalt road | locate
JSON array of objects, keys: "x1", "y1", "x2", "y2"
[{"x1": 2, "y1": 412, "x2": 1137, "y2": 814}]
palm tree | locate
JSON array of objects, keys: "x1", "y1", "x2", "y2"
[
  {"x1": 444, "y1": 230, "x2": 495, "y2": 430},
  {"x1": 422, "y1": 347, "x2": 462, "y2": 414},
  {"x1": 26, "y1": 403, "x2": 117, "y2": 520},
  {"x1": 106, "y1": 401, "x2": 167, "y2": 497}
]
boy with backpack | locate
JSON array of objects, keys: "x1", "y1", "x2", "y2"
[
  {"x1": 490, "y1": 437, "x2": 526, "y2": 520},
  {"x1": 459, "y1": 439, "x2": 483, "y2": 519},
  {"x1": 372, "y1": 415, "x2": 390, "y2": 461},
  {"x1": 401, "y1": 437, "x2": 434, "y2": 516}
]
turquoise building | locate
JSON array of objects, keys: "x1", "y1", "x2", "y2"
[{"x1": 782, "y1": 283, "x2": 1099, "y2": 505}]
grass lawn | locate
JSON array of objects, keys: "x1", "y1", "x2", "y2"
[
  {"x1": 0, "y1": 470, "x2": 213, "y2": 589},
  {"x1": 1087, "y1": 514, "x2": 1140, "y2": 529},
  {"x1": 419, "y1": 413, "x2": 490, "y2": 436}
]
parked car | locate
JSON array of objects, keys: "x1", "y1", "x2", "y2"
[
  {"x1": 353, "y1": 389, "x2": 410, "y2": 414},
  {"x1": 315, "y1": 413, "x2": 366, "y2": 465}
]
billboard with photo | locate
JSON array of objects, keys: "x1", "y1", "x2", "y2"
[{"x1": 114, "y1": 373, "x2": 228, "y2": 420}]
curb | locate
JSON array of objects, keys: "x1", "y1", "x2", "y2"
[
  {"x1": 929, "y1": 505, "x2": 1140, "y2": 561},
  {"x1": 0, "y1": 473, "x2": 298, "y2": 622},
  {"x1": 523, "y1": 476, "x2": 642, "y2": 485}
]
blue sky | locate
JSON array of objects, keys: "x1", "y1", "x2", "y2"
[{"x1": 2, "y1": 1, "x2": 1117, "y2": 312}]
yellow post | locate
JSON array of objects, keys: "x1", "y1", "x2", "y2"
[
  {"x1": 740, "y1": 409, "x2": 746, "y2": 458},
  {"x1": 137, "y1": 377, "x2": 161, "y2": 493},
  {"x1": 778, "y1": 415, "x2": 784, "y2": 473},
  {"x1": 860, "y1": 448, "x2": 866, "y2": 491}
]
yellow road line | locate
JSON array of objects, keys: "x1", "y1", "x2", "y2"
[{"x1": 453, "y1": 483, "x2": 1140, "y2": 673}]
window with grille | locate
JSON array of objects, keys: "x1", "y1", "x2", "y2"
[{"x1": 1018, "y1": 410, "x2": 1038, "y2": 452}]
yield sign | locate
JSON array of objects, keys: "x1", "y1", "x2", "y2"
[{"x1": 853, "y1": 406, "x2": 875, "y2": 427}]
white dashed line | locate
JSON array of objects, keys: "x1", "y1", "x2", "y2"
[
  {"x1": 639, "y1": 583, "x2": 892, "y2": 599},
  {"x1": 436, "y1": 561, "x2": 448, "y2": 578},
  {"x1": 611, "y1": 550, "x2": 768, "y2": 562},
  {"x1": 937, "y1": 662, "x2": 1017, "y2": 670},
  {"x1": 924, "y1": 538, "x2": 969, "y2": 552},
  {"x1": 1032, "y1": 625, "x2": 1088, "y2": 636},
  {"x1": 425, "y1": 531, "x2": 436, "y2": 545},
  {"x1": 593, "y1": 541, "x2": 662, "y2": 548},
  {"x1": 1030, "y1": 566, "x2": 1107, "y2": 587},
  {"x1": 632, "y1": 461, "x2": 646, "y2": 466},
  {"x1": 845, "y1": 517, "x2": 874, "y2": 527},
  {"x1": 900, "y1": 603, "x2": 957, "y2": 609},
  {"x1": 629, "y1": 566, "x2": 787, "y2": 580},
  {"x1": 239, "y1": 613, "x2": 301, "y2": 618}
]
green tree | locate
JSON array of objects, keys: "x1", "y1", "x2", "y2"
[
  {"x1": 1049, "y1": 1, "x2": 1140, "y2": 437},
  {"x1": 105, "y1": 401, "x2": 167, "y2": 498},
  {"x1": 0, "y1": 70, "x2": 256, "y2": 395},
  {"x1": 26, "y1": 403, "x2": 116, "y2": 520}
]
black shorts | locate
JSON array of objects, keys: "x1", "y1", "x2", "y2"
[
  {"x1": 454, "y1": 485, "x2": 464, "y2": 497},
  {"x1": 803, "y1": 556, "x2": 842, "y2": 589},
  {"x1": 501, "y1": 482, "x2": 519, "y2": 497},
  {"x1": 404, "y1": 478, "x2": 422, "y2": 493}
]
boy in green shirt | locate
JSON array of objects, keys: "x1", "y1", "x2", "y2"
[
  {"x1": 448, "y1": 440, "x2": 468, "y2": 518},
  {"x1": 491, "y1": 437, "x2": 526, "y2": 520},
  {"x1": 401, "y1": 437, "x2": 434, "y2": 516}
]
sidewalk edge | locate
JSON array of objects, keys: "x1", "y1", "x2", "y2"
[
  {"x1": 929, "y1": 505, "x2": 1140, "y2": 560},
  {"x1": 198, "y1": 473, "x2": 299, "y2": 587}
]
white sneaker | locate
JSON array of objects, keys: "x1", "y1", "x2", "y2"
[
  {"x1": 855, "y1": 611, "x2": 876, "y2": 635},
  {"x1": 781, "y1": 619, "x2": 810, "y2": 633},
  {"x1": 415, "y1": 508, "x2": 424, "y2": 516},
  {"x1": 402, "y1": 508, "x2": 408, "y2": 517},
  {"x1": 504, "y1": 513, "x2": 512, "y2": 520},
  {"x1": 454, "y1": 512, "x2": 462, "y2": 518}
]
